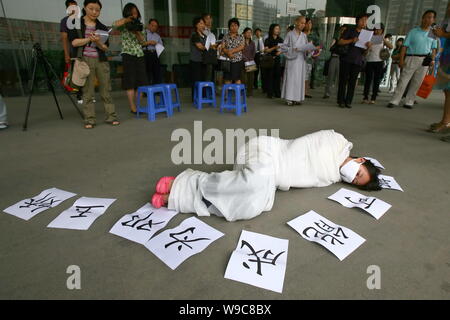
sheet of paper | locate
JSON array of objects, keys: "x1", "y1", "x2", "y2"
[
  {"x1": 224, "y1": 230, "x2": 288, "y2": 293},
  {"x1": 47, "y1": 197, "x2": 116, "y2": 230},
  {"x1": 144, "y1": 217, "x2": 224, "y2": 270},
  {"x1": 3, "y1": 188, "x2": 77, "y2": 221},
  {"x1": 364, "y1": 157, "x2": 385, "y2": 169},
  {"x1": 155, "y1": 43, "x2": 164, "y2": 57},
  {"x1": 355, "y1": 29, "x2": 374, "y2": 49},
  {"x1": 205, "y1": 33, "x2": 216, "y2": 50},
  {"x1": 288, "y1": 210, "x2": 365, "y2": 261},
  {"x1": 95, "y1": 29, "x2": 109, "y2": 44},
  {"x1": 378, "y1": 174, "x2": 404, "y2": 192},
  {"x1": 109, "y1": 203, "x2": 178, "y2": 244},
  {"x1": 328, "y1": 188, "x2": 391, "y2": 220}
]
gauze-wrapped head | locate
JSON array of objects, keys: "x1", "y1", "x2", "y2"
[{"x1": 340, "y1": 159, "x2": 361, "y2": 183}]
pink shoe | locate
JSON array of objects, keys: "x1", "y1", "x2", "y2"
[
  {"x1": 155, "y1": 176, "x2": 175, "y2": 194},
  {"x1": 151, "y1": 193, "x2": 167, "y2": 209}
]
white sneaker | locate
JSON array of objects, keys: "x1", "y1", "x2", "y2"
[
  {"x1": 0, "y1": 123, "x2": 8, "y2": 129},
  {"x1": 77, "y1": 99, "x2": 83, "y2": 104}
]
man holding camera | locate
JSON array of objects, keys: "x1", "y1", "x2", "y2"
[
  {"x1": 113, "y1": 3, "x2": 149, "y2": 114},
  {"x1": 143, "y1": 19, "x2": 163, "y2": 85}
]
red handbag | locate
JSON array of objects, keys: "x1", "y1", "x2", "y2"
[{"x1": 416, "y1": 75, "x2": 436, "y2": 99}]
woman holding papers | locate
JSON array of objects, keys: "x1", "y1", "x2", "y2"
[
  {"x1": 281, "y1": 16, "x2": 318, "y2": 106},
  {"x1": 69, "y1": 0, "x2": 119, "y2": 129},
  {"x1": 263, "y1": 24, "x2": 284, "y2": 99},
  {"x1": 337, "y1": 13, "x2": 370, "y2": 109},
  {"x1": 362, "y1": 23, "x2": 393, "y2": 104}
]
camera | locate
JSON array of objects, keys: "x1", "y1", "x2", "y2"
[{"x1": 125, "y1": 17, "x2": 143, "y2": 32}]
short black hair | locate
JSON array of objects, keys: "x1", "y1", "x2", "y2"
[
  {"x1": 82, "y1": 0, "x2": 102, "y2": 16},
  {"x1": 397, "y1": 37, "x2": 404, "y2": 42},
  {"x1": 358, "y1": 160, "x2": 382, "y2": 191},
  {"x1": 148, "y1": 18, "x2": 159, "y2": 25},
  {"x1": 422, "y1": 9, "x2": 437, "y2": 19},
  {"x1": 122, "y1": 2, "x2": 141, "y2": 19},
  {"x1": 201, "y1": 13, "x2": 211, "y2": 20},
  {"x1": 242, "y1": 27, "x2": 252, "y2": 34},
  {"x1": 287, "y1": 25, "x2": 294, "y2": 31},
  {"x1": 65, "y1": 0, "x2": 77, "y2": 8},
  {"x1": 192, "y1": 16, "x2": 203, "y2": 28},
  {"x1": 228, "y1": 17, "x2": 240, "y2": 29},
  {"x1": 385, "y1": 33, "x2": 392, "y2": 38},
  {"x1": 356, "y1": 13, "x2": 369, "y2": 24},
  {"x1": 254, "y1": 28, "x2": 262, "y2": 33}
]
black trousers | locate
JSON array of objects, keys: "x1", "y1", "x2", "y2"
[
  {"x1": 264, "y1": 60, "x2": 281, "y2": 98},
  {"x1": 144, "y1": 50, "x2": 162, "y2": 85},
  {"x1": 190, "y1": 60, "x2": 206, "y2": 101},
  {"x1": 363, "y1": 61, "x2": 384, "y2": 100},
  {"x1": 337, "y1": 60, "x2": 361, "y2": 105},
  {"x1": 254, "y1": 54, "x2": 261, "y2": 89}
]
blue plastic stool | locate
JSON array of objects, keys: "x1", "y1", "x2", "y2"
[
  {"x1": 194, "y1": 81, "x2": 216, "y2": 109},
  {"x1": 160, "y1": 83, "x2": 181, "y2": 114},
  {"x1": 220, "y1": 84, "x2": 247, "y2": 116},
  {"x1": 136, "y1": 85, "x2": 171, "y2": 121}
]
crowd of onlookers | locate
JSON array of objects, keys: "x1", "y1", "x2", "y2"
[{"x1": 2, "y1": 0, "x2": 450, "y2": 143}]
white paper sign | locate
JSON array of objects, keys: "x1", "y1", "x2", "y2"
[
  {"x1": 205, "y1": 33, "x2": 216, "y2": 50},
  {"x1": 355, "y1": 29, "x2": 374, "y2": 49},
  {"x1": 287, "y1": 210, "x2": 365, "y2": 261},
  {"x1": 47, "y1": 197, "x2": 116, "y2": 230},
  {"x1": 109, "y1": 203, "x2": 178, "y2": 244},
  {"x1": 364, "y1": 157, "x2": 385, "y2": 169},
  {"x1": 144, "y1": 217, "x2": 224, "y2": 270},
  {"x1": 155, "y1": 43, "x2": 164, "y2": 57},
  {"x1": 224, "y1": 230, "x2": 288, "y2": 293},
  {"x1": 378, "y1": 174, "x2": 404, "y2": 192},
  {"x1": 3, "y1": 188, "x2": 77, "y2": 221},
  {"x1": 328, "y1": 188, "x2": 391, "y2": 220}
]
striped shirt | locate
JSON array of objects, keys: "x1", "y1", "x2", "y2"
[{"x1": 83, "y1": 25, "x2": 99, "y2": 58}]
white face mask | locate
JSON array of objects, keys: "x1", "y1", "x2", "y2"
[{"x1": 340, "y1": 160, "x2": 361, "y2": 183}]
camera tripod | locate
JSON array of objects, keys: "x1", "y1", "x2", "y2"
[{"x1": 23, "y1": 43, "x2": 84, "y2": 130}]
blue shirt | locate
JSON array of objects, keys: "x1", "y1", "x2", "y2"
[
  {"x1": 145, "y1": 30, "x2": 163, "y2": 50},
  {"x1": 403, "y1": 26, "x2": 437, "y2": 55}
]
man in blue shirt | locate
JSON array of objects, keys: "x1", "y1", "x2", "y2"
[
  {"x1": 388, "y1": 10, "x2": 438, "y2": 109},
  {"x1": 143, "y1": 19, "x2": 163, "y2": 84}
]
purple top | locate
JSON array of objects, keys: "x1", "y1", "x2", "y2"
[{"x1": 242, "y1": 40, "x2": 256, "y2": 62}]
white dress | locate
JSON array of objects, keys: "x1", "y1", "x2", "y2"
[
  {"x1": 168, "y1": 130, "x2": 353, "y2": 222},
  {"x1": 281, "y1": 30, "x2": 316, "y2": 102}
]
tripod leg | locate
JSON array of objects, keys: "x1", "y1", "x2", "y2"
[
  {"x1": 23, "y1": 56, "x2": 38, "y2": 131},
  {"x1": 42, "y1": 57, "x2": 64, "y2": 120},
  {"x1": 46, "y1": 58, "x2": 84, "y2": 119}
]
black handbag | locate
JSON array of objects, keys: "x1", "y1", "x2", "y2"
[
  {"x1": 422, "y1": 54, "x2": 433, "y2": 66},
  {"x1": 260, "y1": 54, "x2": 274, "y2": 69},
  {"x1": 202, "y1": 48, "x2": 218, "y2": 65}
]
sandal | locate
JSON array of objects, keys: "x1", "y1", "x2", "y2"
[
  {"x1": 428, "y1": 122, "x2": 450, "y2": 133},
  {"x1": 156, "y1": 176, "x2": 175, "y2": 194},
  {"x1": 84, "y1": 124, "x2": 95, "y2": 129},
  {"x1": 106, "y1": 120, "x2": 120, "y2": 126}
]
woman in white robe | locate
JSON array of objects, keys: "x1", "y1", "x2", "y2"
[
  {"x1": 153, "y1": 130, "x2": 382, "y2": 222},
  {"x1": 281, "y1": 16, "x2": 317, "y2": 106}
]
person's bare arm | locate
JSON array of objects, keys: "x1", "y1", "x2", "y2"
[
  {"x1": 113, "y1": 17, "x2": 133, "y2": 28},
  {"x1": 195, "y1": 42, "x2": 206, "y2": 51},
  {"x1": 383, "y1": 38, "x2": 393, "y2": 49},
  {"x1": 398, "y1": 46, "x2": 407, "y2": 68}
]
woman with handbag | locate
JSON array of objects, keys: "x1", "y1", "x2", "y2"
[
  {"x1": 281, "y1": 16, "x2": 317, "y2": 106},
  {"x1": 362, "y1": 23, "x2": 393, "y2": 104},
  {"x1": 189, "y1": 17, "x2": 208, "y2": 101},
  {"x1": 220, "y1": 18, "x2": 245, "y2": 85},
  {"x1": 70, "y1": 0, "x2": 119, "y2": 129},
  {"x1": 241, "y1": 27, "x2": 256, "y2": 97},
  {"x1": 263, "y1": 24, "x2": 283, "y2": 99}
]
